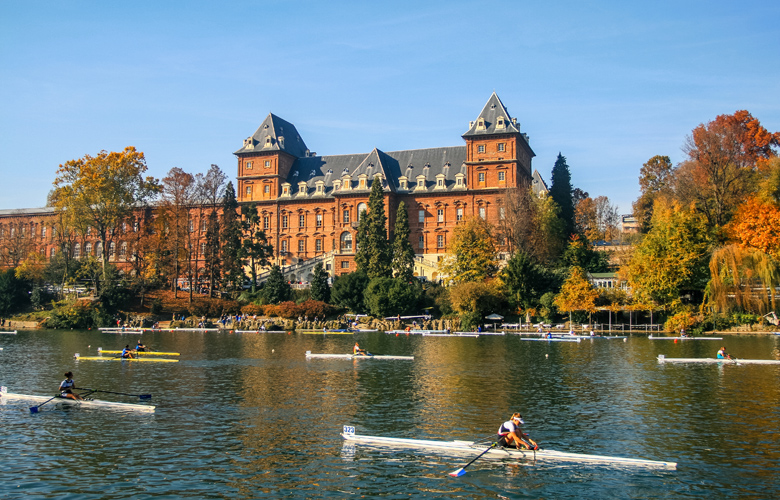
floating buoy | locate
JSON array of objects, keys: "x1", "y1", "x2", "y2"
[
  {"x1": 272, "y1": 349, "x2": 275, "y2": 353},
  {"x1": 545, "y1": 354, "x2": 549, "y2": 359},
  {"x1": 288, "y1": 331, "x2": 292, "y2": 335},
  {"x1": 674, "y1": 339, "x2": 678, "y2": 344},
  {"x1": 623, "y1": 338, "x2": 627, "y2": 342},
  {"x1": 396, "y1": 333, "x2": 399, "y2": 337}
]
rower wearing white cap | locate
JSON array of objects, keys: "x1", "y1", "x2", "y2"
[{"x1": 497, "y1": 412, "x2": 538, "y2": 450}]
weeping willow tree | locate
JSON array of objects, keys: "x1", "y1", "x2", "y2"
[{"x1": 707, "y1": 245, "x2": 780, "y2": 313}]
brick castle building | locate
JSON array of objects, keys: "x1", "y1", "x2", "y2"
[{"x1": 0, "y1": 92, "x2": 544, "y2": 282}]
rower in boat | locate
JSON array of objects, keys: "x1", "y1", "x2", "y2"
[
  {"x1": 353, "y1": 342, "x2": 370, "y2": 356},
  {"x1": 136, "y1": 340, "x2": 147, "y2": 352},
  {"x1": 121, "y1": 345, "x2": 135, "y2": 359},
  {"x1": 717, "y1": 346, "x2": 732, "y2": 359},
  {"x1": 497, "y1": 413, "x2": 538, "y2": 450},
  {"x1": 59, "y1": 371, "x2": 83, "y2": 401}
]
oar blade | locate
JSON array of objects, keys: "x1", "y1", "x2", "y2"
[
  {"x1": 139, "y1": 394, "x2": 152, "y2": 400},
  {"x1": 449, "y1": 468, "x2": 467, "y2": 477},
  {"x1": 29, "y1": 406, "x2": 40, "y2": 414}
]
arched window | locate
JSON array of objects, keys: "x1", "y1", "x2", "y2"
[
  {"x1": 109, "y1": 242, "x2": 116, "y2": 260},
  {"x1": 357, "y1": 203, "x2": 367, "y2": 221},
  {"x1": 84, "y1": 242, "x2": 93, "y2": 256},
  {"x1": 96, "y1": 241, "x2": 103, "y2": 257},
  {"x1": 74, "y1": 243, "x2": 81, "y2": 259},
  {"x1": 120, "y1": 242, "x2": 128, "y2": 259},
  {"x1": 340, "y1": 232, "x2": 353, "y2": 251}
]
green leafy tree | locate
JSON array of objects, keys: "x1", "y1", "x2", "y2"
[
  {"x1": 330, "y1": 271, "x2": 369, "y2": 313},
  {"x1": 620, "y1": 201, "x2": 712, "y2": 308},
  {"x1": 0, "y1": 268, "x2": 30, "y2": 317},
  {"x1": 364, "y1": 277, "x2": 423, "y2": 317},
  {"x1": 261, "y1": 265, "x2": 291, "y2": 304},
  {"x1": 440, "y1": 216, "x2": 498, "y2": 283},
  {"x1": 391, "y1": 201, "x2": 415, "y2": 281},
  {"x1": 310, "y1": 262, "x2": 331, "y2": 303},
  {"x1": 240, "y1": 204, "x2": 274, "y2": 293},
  {"x1": 562, "y1": 235, "x2": 609, "y2": 273},
  {"x1": 220, "y1": 182, "x2": 244, "y2": 294},
  {"x1": 448, "y1": 280, "x2": 505, "y2": 330},
  {"x1": 355, "y1": 177, "x2": 391, "y2": 279},
  {"x1": 50, "y1": 147, "x2": 159, "y2": 281},
  {"x1": 501, "y1": 250, "x2": 552, "y2": 312},
  {"x1": 550, "y1": 153, "x2": 575, "y2": 239}
]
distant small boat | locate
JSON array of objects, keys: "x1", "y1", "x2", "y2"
[
  {"x1": 99, "y1": 328, "x2": 144, "y2": 334},
  {"x1": 234, "y1": 330, "x2": 287, "y2": 333},
  {"x1": 74, "y1": 353, "x2": 178, "y2": 363},
  {"x1": 98, "y1": 349, "x2": 180, "y2": 356},
  {"x1": 305, "y1": 351, "x2": 413, "y2": 360},
  {"x1": 649, "y1": 335, "x2": 723, "y2": 340},
  {"x1": 521, "y1": 337, "x2": 581, "y2": 343},
  {"x1": 0, "y1": 330, "x2": 18, "y2": 335}
]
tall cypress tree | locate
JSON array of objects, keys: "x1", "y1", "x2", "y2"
[
  {"x1": 310, "y1": 262, "x2": 331, "y2": 303},
  {"x1": 355, "y1": 177, "x2": 391, "y2": 279},
  {"x1": 550, "y1": 153, "x2": 575, "y2": 239},
  {"x1": 220, "y1": 181, "x2": 243, "y2": 293},
  {"x1": 262, "y1": 264, "x2": 292, "y2": 304},
  {"x1": 391, "y1": 201, "x2": 415, "y2": 281}
]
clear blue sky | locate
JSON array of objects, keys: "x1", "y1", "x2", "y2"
[{"x1": 1, "y1": 1, "x2": 778, "y2": 216}]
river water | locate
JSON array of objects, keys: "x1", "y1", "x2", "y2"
[{"x1": 1, "y1": 329, "x2": 779, "y2": 499}]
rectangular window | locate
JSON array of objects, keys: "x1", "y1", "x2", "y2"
[
  {"x1": 133, "y1": 221, "x2": 139, "y2": 233},
  {"x1": 341, "y1": 261, "x2": 349, "y2": 269},
  {"x1": 316, "y1": 239, "x2": 322, "y2": 252},
  {"x1": 281, "y1": 240, "x2": 288, "y2": 253},
  {"x1": 246, "y1": 186, "x2": 252, "y2": 197},
  {"x1": 263, "y1": 216, "x2": 270, "y2": 230},
  {"x1": 264, "y1": 160, "x2": 270, "y2": 168},
  {"x1": 264, "y1": 185, "x2": 270, "y2": 194},
  {"x1": 498, "y1": 143, "x2": 505, "y2": 152},
  {"x1": 282, "y1": 215, "x2": 288, "y2": 229},
  {"x1": 478, "y1": 172, "x2": 485, "y2": 183},
  {"x1": 188, "y1": 219, "x2": 194, "y2": 232},
  {"x1": 457, "y1": 208, "x2": 463, "y2": 221},
  {"x1": 499, "y1": 207, "x2": 506, "y2": 220},
  {"x1": 246, "y1": 161, "x2": 253, "y2": 169},
  {"x1": 316, "y1": 213, "x2": 323, "y2": 227},
  {"x1": 437, "y1": 235, "x2": 444, "y2": 248},
  {"x1": 498, "y1": 171, "x2": 505, "y2": 181},
  {"x1": 478, "y1": 144, "x2": 485, "y2": 153},
  {"x1": 418, "y1": 210, "x2": 425, "y2": 223},
  {"x1": 437, "y1": 209, "x2": 444, "y2": 222},
  {"x1": 418, "y1": 235, "x2": 424, "y2": 249},
  {"x1": 343, "y1": 210, "x2": 350, "y2": 223},
  {"x1": 298, "y1": 240, "x2": 305, "y2": 252},
  {"x1": 299, "y1": 215, "x2": 305, "y2": 228},
  {"x1": 42, "y1": 226, "x2": 46, "y2": 238},
  {"x1": 479, "y1": 207, "x2": 486, "y2": 219},
  {"x1": 200, "y1": 243, "x2": 205, "y2": 255}
]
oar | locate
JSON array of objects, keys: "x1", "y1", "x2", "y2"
[
  {"x1": 81, "y1": 388, "x2": 152, "y2": 400},
  {"x1": 30, "y1": 395, "x2": 59, "y2": 413},
  {"x1": 448, "y1": 442, "x2": 497, "y2": 477}
]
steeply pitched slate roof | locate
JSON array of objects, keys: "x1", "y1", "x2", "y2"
[
  {"x1": 234, "y1": 113, "x2": 309, "y2": 158},
  {"x1": 284, "y1": 146, "x2": 467, "y2": 197},
  {"x1": 462, "y1": 92, "x2": 521, "y2": 137},
  {"x1": 532, "y1": 169, "x2": 549, "y2": 196}
]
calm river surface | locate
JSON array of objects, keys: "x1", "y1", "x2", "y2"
[{"x1": 1, "y1": 329, "x2": 780, "y2": 499}]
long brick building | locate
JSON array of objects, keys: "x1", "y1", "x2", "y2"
[{"x1": 0, "y1": 93, "x2": 544, "y2": 283}]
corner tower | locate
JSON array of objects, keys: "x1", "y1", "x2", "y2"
[
  {"x1": 462, "y1": 92, "x2": 535, "y2": 190},
  {"x1": 234, "y1": 114, "x2": 309, "y2": 203}
]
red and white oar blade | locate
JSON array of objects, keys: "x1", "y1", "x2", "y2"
[{"x1": 448, "y1": 467, "x2": 467, "y2": 477}]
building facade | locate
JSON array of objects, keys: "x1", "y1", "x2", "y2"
[
  {"x1": 233, "y1": 92, "x2": 536, "y2": 279},
  {"x1": 1, "y1": 93, "x2": 539, "y2": 282}
]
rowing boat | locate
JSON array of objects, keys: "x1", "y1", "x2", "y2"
[
  {"x1": 98, "y1": 349, "x2": 180, "y2": 356},
  {"x1": 1, "y1": 387, "x2": 155, "y2": 412},
  {"x1": 305, "y1": 351, "x2": 413, "y2": 360},
  {"x1": 657, "y1": 354, "x2": 780, "y2": 365},
  {"x1": 648, "y1": 335, "x2": 723, "y2": 340},
  {"x1": 521, "y1": 337, "x2": 582, "y2": 343},
  {"x1": 386, "y1": 330, "x2": 446, "y2": 334},
  {"x1": 233, "y1": 330, "x2": 287, "y2": 333},
  {"x1": 340, "y1": 426, "x2": 676, "y2": 469},
  {"x1": 300, "y1": 330, "x2": 355, "y2": 335},
  {"x1": 99, "y1": 328, "x2": 144, "y2": 334},
  {"x1": 426, "y1": 332, "x2": 479, "y2": 337},
  {"x1": 0, "y1": 330, "x2": 17, "y2": 335},
  {"x1": 74, "y1": 353, "x2": 178, "y2": 363}
]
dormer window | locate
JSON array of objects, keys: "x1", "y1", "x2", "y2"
[
  {"x1": 415, "y1": 175, "x2": 426, "y2": 191},
  {"x1": 496, "y1": 117, "x2": 505, "y2": 129},
  {"x1": 264, "y1": 137, "x2": 272, "y2": 147},
  {"x1": 341, "y1": 176, "x2": 352, "y2": 190},
  {"x1": 434, "y1": 174, "x2": 446, "y2": 190},
  {"x1": 477, "y1": 118, "x2": 486, "y2": 130},
  {"x1": 281, "y1": 184, "x2": 291, "y2": 197},
  {"x1": 455, "y1": 173, "x2": 466, "y2": 189},
  {"x1": 358, "y1": 175, "x2": 367, "y2": 190},
  {"x1": 315, "y1": 181, "x2": 325, "y2": 194},
  {"x1": 297, "y1": 182, "x2": 308, "y2": 197},
  {"x1": 399, "y1": 176, "x2": 408, "y2": 190}
]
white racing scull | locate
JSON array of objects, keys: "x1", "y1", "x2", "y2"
[
  {"x1": 657, "y1": 354, "x2": 780, "y2": 365},
  {"x1": 1, "y1": 386, "x2": 155, "y2": 412},
  {"x1": 341, "y1": 426, "x2": 676, "y2": 469},
  {"x1": 306, "y1": 351, "x2": 413, "y2": 360}
]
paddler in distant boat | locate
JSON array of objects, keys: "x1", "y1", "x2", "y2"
[
  {"x1": 353, "y1": 342, "x2": 369, "y2": 356},
  {"x1": 136, "y1": 340, "x2": 147, "y2": 352},
  {"x1": 121, "y1": 345, "x2": 135, "y2": 359},
  {"x1": 717, "y1": 346, "x2": 732, "y2": 359},
  {"x1": 59, "y1": 371, "x2": 83, "y2": 401},
  {"x1": 497, "y1": 413, "x2": 538, "y2": 450}
]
